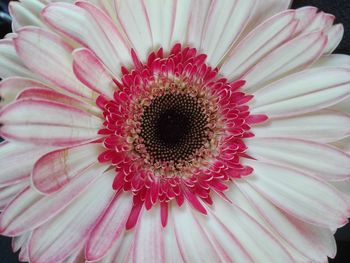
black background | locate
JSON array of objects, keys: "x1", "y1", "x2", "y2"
[{"x1": 0, "y1": 0, "x2": 350, "y2": 262}]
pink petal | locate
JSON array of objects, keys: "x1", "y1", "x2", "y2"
[
  {"x1": 0, "y1": 77, "x2": 49, "y2": 108},
  {"x1": 242, "y1": 31, "x2": 327, "y2": 92},
  {"x1": 28, "y1": 172, "x2": 115, "y2": 263},
  {"x1": 0, "y1": 163, "x2": 107, "y2": 236},
  {"x1": 200, "y1": 0, "x2": 256, "y2": 67},
  {"x1": 250, "y1": 67, "x2": 350, "y2": 118},
  {"x1": 72, "y1": 48, "x2": 116, "y2": 99},
  {"x1": 0, "y1": 99, "x2": 102, "y2": 146},
  {"x1": 324, "y1": 24, "x2": 344, "y2": 54},
  {"x1": 220, "y1": 10, "x2": 298, "y2": 81},
  {"x1": 32, "y1": 143, "x2": 104, "y2": 194},
  {"x1": 0, "y1": 142, "x2": 52, "y2": 187},
  {"x1": 13, "y1": 27, "x2": 96, "y2": 99},
  {"x1": 86, "y1": 192, "x2": 132, "y2": 261},
  {"x1": 42, "y1": 2, "x2": 131, "y2": 75},
  {"x1": 243, "y1": 159, "x2": 350, "y2": 229},
  {"x1": 252, "y1": 110, "x2": 350, "y2": 143},
  {"x1": 234, "y1": 181, "x2": 337, "y2": 261}
]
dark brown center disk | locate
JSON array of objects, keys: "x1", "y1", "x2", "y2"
[{"x1": 140, "y1": 93, "x2": 209, "y2": 164}]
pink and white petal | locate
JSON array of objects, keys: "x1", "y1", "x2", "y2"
[
  {"x1": 0, "y1": 77, "x2": 49, "y2": 108},
  {"x1": 242, "y1": 0, "x2": 292, "y2": 34},
  {"x1": 131, "y1": 205, "x2": 165, "y2": 263},
  {"x1": 42, "y1": 2, "x2": 131, "y2": 75},
  {"x1": 0, "y1": 39, "x2": 37, "y2": 79},
  {"x1": 86, "y1": 192, "x2": 132, "y2": 261},
  {"x1": 12, "y1": 231, "x2": 30, "y2": 253},
  {"x1": 32, "y1": 143, "x2": 104, "y2": 194},
  {"x1": 313, "y1": 54, "x2": 350, "y2": 68},
  {"x1": 201, "y1": 0, "x2": 257, "y2": 67},
  {"x1": 207, "y1": 194, "x2": 294, "y2": 262},
  {"x1": 14, "y1": 27, "x2": 96, "y2": 99},
  {"x1": 139, "y1": 0, "x2": 176, "y2": 52},
  {"x1": 250, "y1": 67, "x2": 350, "y2": 118},
  {"x1": 242, "y1": 31, "x2": 327, "y2": 92},
  {"x1": 16, "y1": 87, "x2": 102, "y2": 116},
  {"x1": 172, "y1": 203, "x2": 221, "y2": 263},
  {"x1": 301, "y1": 11, "x2": 334, "y2": 34},
  {"x1": 98, "y1": 231, "x2": 134, "y2": 263},
  {"x1": 162, "y1": 211, "x2": 185, "y2": 263},
  {"x1": 252, "y1": 110, "x2": 350, "y2": 143},
  {"x1": 0, "y1": 99, "x2": 102, "y2": 146},
  {"x1": 0, "y1": 141, "x2": 52, "y2": 187},
  {"x1": 220, "y1": 10, "x2": 298, "y2": 81},
  {"x1": 243, "y1": 159, "x2": 350, "y2": 229},
  {"x1": 186, "y1": 0, "x2": 211, "y2": 49},
  {"x1": 293, "y1": 6, "x2": 318, "y2": 35},
  {"x1": 324, "y1": 24, "x2": 344, "y2": 54},
  {"x1": 333, "y1": 137, "x2": 350, "y2": 154},
  {"x1": 246, "y1": 137, "x2": 350, "y2": 181},
  {"x1": 0, "y1": 162, "x2": 107, "y2": 236},
  {"x1": 114, "y1": 0, "x2": 154, "y2": 60},
  {"x1": 234, "y1": 181, "x2": 337, "y2": 261},
  {"x1": 331, "y1": 180, "x2": 350, "y2": 204},
  {"x1": 73, "y1": 48, "x2": 116, "y2": 99},
  {"x1": 170, "y1": 0, "x2": 193, "y2": 48},
  {"x1": 9, "y1": 0, "x2": 47, "y2": 31},
  {"x1": 14, "y1": 232, "x2": 31, "y2": 262},
  {"x1": 0, "y1": 181, "x2": 27, "y2": 210},
  {"x1": 28, "y1": 172, "x2": 115, "y2": 263},
  {"x1": 64, "y1": 245, "x2": 85, "y2": 263}
]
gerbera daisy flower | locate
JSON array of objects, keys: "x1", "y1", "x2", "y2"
[{"x1": 1, "y1": 0, "x2": 350, "y2": 262}]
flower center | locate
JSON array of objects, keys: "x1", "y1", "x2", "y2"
[
  {"x1": 140, "y1": 93, "x2": 208, "y2": 163},
  {"x1": 96, "y1": 44, "x2": 267, "y2": 228}
]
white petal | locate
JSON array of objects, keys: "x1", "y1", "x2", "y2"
[
  {"x1": 28, "y1": 172, "x2": 115, "y2": 263},
  {"x1": 243, "y1": 159, "x2": 350, "y2": 228},
  {"x1": 313, "y1": 54, "x2": 350, "y2": 68},
  {"x1": 250, "y1": 67, "x2": 350, "y2": 118},
  {"x1": 252, "y1": 110, "x2": 350, "y2": 143},
  {"x1": 201, "y1": 0, "x2": 256, "y2": 67},
  {"x1": 14, "y1": 27, "x2": 95, "y2": 99},
  {"x1": 220, "y1": 10, "x2": 297, "y2": 81},
  {"x1": 246, "y1": 137, "x2": 350, "y2": 181},
  {"x1": 242, "y1": 31, "x2": 327, "y2": 92},
  {"x1": 0, "y1": 181, "x2": 27, "y2": 210}
]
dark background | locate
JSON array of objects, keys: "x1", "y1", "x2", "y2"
[{"x1": 0, "y1": 0, "x2": 349, "y2": 262}]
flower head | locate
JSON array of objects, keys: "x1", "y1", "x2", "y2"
[{"x1": 0, "y1": 0, "x2": 350, "y2": 262}]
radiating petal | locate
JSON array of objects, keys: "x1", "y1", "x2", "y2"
[
  {"x1": 252, "y1": 110, "x2": 350, "y2": 143},
  {"x1": 200, "y1": 0, "x2": 256, "y2": 67},
  {"x1": 0, "y1": 163, "x2": 107, "y2": 236},
  {"x1": 324, "y1": 24, "x2": 344, "y2": 54},
  {"x1": 243, "y1": 159, "x2": 350, "y2": 228},
  {"x1": 9, "y1": 0, "x2": 47, "y2": 31},
  {"x1": 205, "y1": 194, "x2": 294, "y2": 262},
  {"x1": 42, "y1": 2, "x2": 131, "y2": 75},
  {"x1": 0, "y1": 99, "x2": 102, "y2": 146},
  {"x1": 73, "y1": 48, "x2": 116, "y2": 99},
  {"x1": 32, "y1": 143, "x2": 104, "y2": 194},
  {"x1": 14, "y1": 27, "x2": 96, "y2": 99},
  {"x1": 220, "y1": 10, "x2": 298, "y2": 81},
  {"x1": 234, "y1": 181, "x2": 337, "y2": 261},
  {"x1": 0, "y1": 142, "x2": 52, "y2": 187},
  {"x1": 250, "y1": 67, "x2": 350, "y2": 118},
  {"x1": 0, "y1": 39, "x2": 36, "y2": 79},
  {"x1": 163, "y1": 212, "x2": 185, "y2": 263},
  {"x1": 0, "y1": 77, "x2": 49, "y2": 108},
  {"x1": 172, "y1": 203, "x2": 221, "y2": 263},
  {"x1": 313, "y1": 54, "x2": 350, "y2": 68},
  {"x1": 28, "y1": 172, "x2": 115, "y2": 263},
  {"x1": 132, "y1": 206, "x2": 165, "y2": 263},
  {"x1": 0, "y1": 181, "x2": 27, "y2": 210},
  {"x1": 86, "y1": 192, "x2": 132, "y2": 261},
  {"x1": 242, "y1": 31, "x2": 327, "y2": 92}
]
